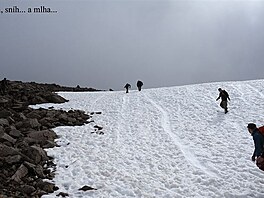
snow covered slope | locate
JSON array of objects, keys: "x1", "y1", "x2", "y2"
[{"x1": 38, "y1": 79, "x2": 264, "y2": 198}]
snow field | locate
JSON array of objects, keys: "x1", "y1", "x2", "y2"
[{"x1": 36, "y1": 80, "x2": 264, "y2": 198}]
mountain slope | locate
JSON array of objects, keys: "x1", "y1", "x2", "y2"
[{"x1": 40, "y1": 79, "x2": 264, "y2": 198}]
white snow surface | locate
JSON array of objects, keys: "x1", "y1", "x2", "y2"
[{"x1": 35, "y1": 79, "x2": 264, "y2": 198}]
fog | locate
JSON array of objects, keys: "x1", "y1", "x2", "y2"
[{"x1": 1, "y1": 0, "x2": 264, "y2": 90}]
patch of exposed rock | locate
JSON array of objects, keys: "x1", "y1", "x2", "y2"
[{"x1": 0, "y1": 80, "x2": 94, "y2": 198}]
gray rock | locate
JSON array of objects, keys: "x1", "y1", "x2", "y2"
[
  {"x1": 0, "y1": 143, "x2": 34, "y2": 163},
  {"x1": 15, "y1": 121, "x2": 24, "y2": 129},
  {"x1": 0, "y1": 143, "x2": 19, "y2": 157},
  {"x1": 0, "y1": 118, "x2": 9, "y2": 127},
  {"x1": 67, "y1": 117, "x2": 77, "y2": 123},
  {"x1": 78, "y1": 185, "x2": 97, "y2": 191},
  {"x1": 23, "y1": 118, "x2": 41, "y2": 129},
  {"x1": 27, "y1": 130, "x2": 57, "y2": 142},
  {"x1": 25, "y1": 145, "x2": 49, "y2": 164},
  {"x1": 7, "y1": 116, "x2": 15, "y2": 124},
  {"x1": 36, "y1": 180, "x2": 56, "y2": 193},
  {"x1": 94, "y1": 125, "x2": 103, "y2": 131},
  {"x1": 18, "y1": 113, "x2": 27, "y2": 120},
  {"x1": 20, "y1": 184, "x2": 36, "y2": 195},
  {"x1": 11, "y1": 164, "x2": 28, "y2": 183},
  {"x1": 23, "y1": 137, "x2": 40, "y2": 145},
  {"x1": 26, "y1": 111, "x2": 42, "y2": 119},
  {"x1": 43, "y1": 140, "x2": 57, "y2": 148},
  {"x1": 0, "y1": 109, "x2": 12, "y2": 118},
  {"x1": 0, "y1": 132, "x2": 16, "y2": 144},
  {"x1": 45, "y1": 94, "x2": 68, "y2": 104},
  {"x1": 5, "y1": 155, "x2": 22, "y2": 164},
  {"x1": 9, "y1": 129, "x2": 23, "y2": 138},
  {"x1": 35, "y1": 164, "x2": 45, "y2": 178},
  {"x1": 24, "y1": 161, "x2": 45, "y2": 178},
  {"x1": 58, "y1": 113, "x2": 68, "y2": 122},
  {"x1": 56, "y1": 192, "x2": 69, "y2": 197},
  {"x1": 0, "y1": 98, "x2": 9, "y2": 105}
]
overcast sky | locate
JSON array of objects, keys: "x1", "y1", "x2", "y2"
[{"x1": 1, "y1": 0, "x2": 264, "y2": 90}]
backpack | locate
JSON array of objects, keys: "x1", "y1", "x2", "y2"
[
  {"x1": 256, "y1": 126, "x2": 264, "y2": 171},
  {"x1": 256, "y1": 156, "x2": 264, "y2": 171},
  {"x1": 222, "y1": 90, "x2": 229, "y2": 100},
  {"x1": 258, "y1": 126, "x2": 264, "y2": 136}
]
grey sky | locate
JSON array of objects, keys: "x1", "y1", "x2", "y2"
[{"x1": 1, "y1": 0, "x2": 264, "y2": 90}]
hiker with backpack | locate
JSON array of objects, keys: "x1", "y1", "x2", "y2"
[
  {"x1": 216, "y1": 88, "x2": 230, "y2": 114},
  {"x1": 0, "y1": 78, "x2": 8, "y2": 95},
  {"x1": 247, "y1": 123, "x2": 264, "y2": 162},
  {"x1": 124, "y1": 83, "x2": 131, "y2": 93},
  {"x1": 136, "y1": 80, "x2": 143, "y2": 91}
]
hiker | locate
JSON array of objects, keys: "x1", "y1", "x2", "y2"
[
  {"x1": 124, "y1": 83, "x2": 131, "y2": 93},
  {"x1": 247, "y1": 123, "x2": 264, "y2": 162},
  {"x1": 0, "y1": 78, "x2": 8, "y2": 95},
  {"x1": 136, "y1": 80, "x2": 143, "y2": 91},
  {"x1": 216, "y1": 88, "x2": 230, "y2": 113}
]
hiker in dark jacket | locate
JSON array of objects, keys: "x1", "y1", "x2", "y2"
[
  {"x1": 124, "y1": 83, "x2": 131, "y2": 93},
  {"x1": 216, "y1": 88, "x2": 230, "y2": 113},
  {"x1": 0, "y1": 78, "x2": 8, "y2": 95},
  {"x1": 136, "y1": 80, "x2": 143, "y2": 91},
  {"x1": 247, "y1": 123, "x2": 264, "y2": 161}
]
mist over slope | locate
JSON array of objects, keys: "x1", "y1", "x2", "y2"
[{"x1": 38, "y1": 79, "x2": 264, "y2": 198}]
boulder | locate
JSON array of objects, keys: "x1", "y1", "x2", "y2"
[
  {"x1": 78, "y1": 185, "x2": 97, "y2": 191},
  {"x1": 23, "y1": 137, "x2": 41, "y2": 145},
  {"x1": 42, "y1": 140, "x2": 58, "y2": 148},
  {"x1": 36, "y1": 180, "x2": 56, "y2": 193},
  {"x1": 5, "y1": 155, "x2": 22, "y2": 164},
  {"x1": 24, "y1": 161, "x2": 45, "y2": 178},
  {"x1": 26, "y1": 111, "x2": 42, "y2": 119},
  {"x1": 35, "y1": 164, "x2": 45, "y2": 178},
  {"x1": 0, "y1": 143, "x2": 19, "y2": 157},
  {"x1": 0, "y1": 143, "x2": 34, "y2": 163},
  {"x1": 23, "y1": 118, "x2": 41, "y2": 130},
  {"x1": 11, "y1": 164, "x2": 28, "y2": 183},
  {"x1": 7, "y1": 116, "x2": 15, "y2": 124},
  {"x1": 0, "y1": 99, "x2": 9, "y2": 109},
  {"x1": 0, "y1": 118, "x2": 9, "y2": 127},
  {"x1": 67, "y1": 117, "x2": 77, "y2": 123},
  {"x1": 18, "y1": 113, "x2": 27, "y2": 120},
  {"x1": 0, "y1": 132, "x2": 16, "y2": 144},
  {"x1": 0, "y1": 109, "x2": 12, "y2": 118},
  {"x1": 15, "y1": 121, "x2": 24, "y2": 129},
  {"x1": 58, "y1": 113, "x2": 68, "y2": 122},
  {"x1": 12, "y1": 102, "x2": 28, "y2": 111},
  {"x1": 94, "y1": 125, "x2": 103, "y2": 131},
  {"x1": 24, "y1": 145, "x2": 49, "y2": 164},
  {"x1": 45, "y1": 93, "x2": 68, "y2": 104},
  {"x1": 30, "y1": 95, "x2": 47, "y2": 104},
  {"x1": 27, "y1": 130, "x2": 57, "y2": 142},
  {"x1": 19, "y1": 185, "x2": 36, "y2": 195},
  {"x1": 9, "y1": 129, "x2": 23, "y2": 138},
  {"x1": 56, "y1": 192, "x2": 69, "y2": 197}
]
